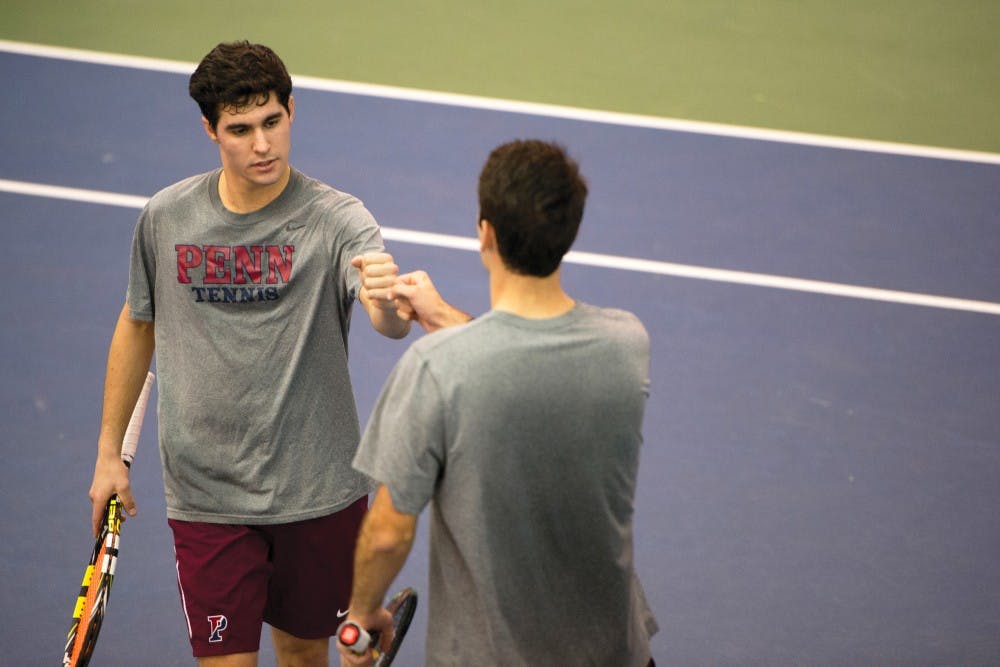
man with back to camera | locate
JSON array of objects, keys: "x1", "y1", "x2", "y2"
[
  {"x1": 337, "y1": 139, "x2": 659, "y2": 666},
  {"x1": 87, "y1": 41, "x2": 411, "y2": 666}
]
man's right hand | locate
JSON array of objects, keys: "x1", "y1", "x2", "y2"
[
  {"x1": 89, "y1": 449, "x2": 135, "y2": 537},
  {"x1": 390, "y1": 270, "x2": 472, "y2": 333}
]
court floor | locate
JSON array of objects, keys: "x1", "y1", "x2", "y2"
[{"x1": 1, "y1": 43, "x2": 999, "y2": 665}]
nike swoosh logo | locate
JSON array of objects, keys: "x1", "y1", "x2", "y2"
[
  {"x1": 337, "y1": 609, "x2": 350, "y2": 618},
  {"x1": 286, "y1": 222, "x2": 305, "y2": 231}
]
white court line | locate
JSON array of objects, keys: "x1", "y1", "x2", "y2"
[
  {"x1": 3, "y1": 38, "x2": 1000, "y2": 165},
  {"x1": 0, "y1": 179, "x2": 150, "y2": 209},
  {"x1": 3, "y1": 178, "x2": 998, "y2": 316}
]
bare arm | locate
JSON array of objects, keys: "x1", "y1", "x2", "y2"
[
  {"x1": 353, "y1": 253, "x2": 412, "y2": 339},
  {"x1": 338, "y1": 485, "x2": 417, "y2": 665},
  {"x1": 89, "y1": 303, "x2": 154, "y2": 536}
]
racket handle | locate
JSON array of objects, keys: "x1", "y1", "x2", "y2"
[
  {"x1": 121, "y1": 372, "x2": 154, "y2": 467},
  {"x1": 337, "y1": 621, "x2": 378, "y2": 655}
]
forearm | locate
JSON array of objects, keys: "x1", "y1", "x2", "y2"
[
  {"x1": 349, "y1": 487, "x2": 417, "y2": 616},
  {"x1": 350, "y1": 531, "x2": 412, "y2": 617},
  {"x1": 89, "y1": 304, "x2": 154, "y2": 533},
  {"x1": 98, "y1": 304, "x2": 155, "y2": 457}
]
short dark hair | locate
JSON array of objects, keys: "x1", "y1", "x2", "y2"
[
  {"x1": 189, "y1": 41, "x2": 292, "y2": 130},
  {"x1": 477, "y1": 140, "x2": 588, "y2": 277}
]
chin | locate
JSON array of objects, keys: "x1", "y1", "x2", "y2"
[{"x1": 251, "y1": 171, "x2": 285, "y2": 187}]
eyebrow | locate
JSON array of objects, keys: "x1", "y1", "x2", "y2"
[{"x1": 223, "y1": 112, "x2": 285, "y2": 132}]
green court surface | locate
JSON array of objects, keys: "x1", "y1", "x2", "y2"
[{"x1": 2, "y1": 0, "x2": 998, "y2": 153}]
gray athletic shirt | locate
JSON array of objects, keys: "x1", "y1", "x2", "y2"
[
  {"x1": 128, "y1": 168, "x2": 380, "y2": 523},
  {"x1": 354, "y1": 304, "x2": 659, "y2": 666}
]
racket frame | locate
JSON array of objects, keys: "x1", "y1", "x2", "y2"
[
  {"x1": 63, "y1": 498, "x2": 123, "y2": 666},
  {"x1": 62, "y1": 371, "x2": 154, "y2": 666},
  {"x1": 374, "y1": 587, "x2": 418, "y2": 666}
]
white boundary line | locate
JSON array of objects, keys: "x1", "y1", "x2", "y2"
[
  {"x1": 3, "y1": 38, "x2": 1000, "y2": 165},
  {"x1": 0, "y1": 179, "x2": 150, "y2": 209},
  {"x1": 3, "y1": 178, "x2": 998, "y2": 316}
]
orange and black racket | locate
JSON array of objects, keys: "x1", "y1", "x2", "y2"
[{"x1": 62, "y1": 372, "x2": 154, "y2": 667}]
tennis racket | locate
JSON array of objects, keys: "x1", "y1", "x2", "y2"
[
  {"x1": 374, "y1": 587, "x2": 418, "y2": 666},
  {"x1": 339, "y1": 587, "x2": 418, "y2": 666},
  {"x1": 62, "y1": 371, "x2": 155, "y2": 667}
]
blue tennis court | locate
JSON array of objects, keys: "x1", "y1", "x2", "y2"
[{"x1": 2, "y1": 43, "x2": 999, "y2": 665}]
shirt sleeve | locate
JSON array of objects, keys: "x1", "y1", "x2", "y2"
[
  {"x1": 353, "y1": 345, "x2": 446, "y2": 515},
  {"x1": 333, "y1": 198, "x2": 384, "y2": 303},
  {"x1": 126, "y1": 205, "x2": 156, "y2": 321}
]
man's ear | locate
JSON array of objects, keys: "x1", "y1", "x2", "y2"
[
  {"x1": 287, "y1": 95, "x2": 295, "y2": 123},
  {"x1": 202, "y1": 117, "x2": 218, "y2": 143},
  {"x1": 478, "y1": 219, "x2": 496, "y2": 253}
]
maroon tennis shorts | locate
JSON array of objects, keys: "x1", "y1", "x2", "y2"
[{"x1": 168, "y1": 497, "x2": 367, "y2": 658}]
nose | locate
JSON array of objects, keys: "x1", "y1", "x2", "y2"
[{"x1": 252, "y1": 128, "x2": 270, "y2": 154}]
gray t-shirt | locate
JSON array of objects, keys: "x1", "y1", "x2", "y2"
[
  {"x1": 354, "y1": 304, "x2": 659, "y2": 666},
  {"x1": 128, "y1": 168, "x2": 381, "y2": 523}
]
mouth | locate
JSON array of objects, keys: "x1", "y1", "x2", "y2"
[{"x1": 252, "y1": 158, "x2": 278, "y2": 170}]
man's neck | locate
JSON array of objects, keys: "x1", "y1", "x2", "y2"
[
  {"x1": 489, "y1": 268, "x2": 575, "y2": 319},
  {"x1": 218, "y1": 166, "x2": 291, "y2": 213}
]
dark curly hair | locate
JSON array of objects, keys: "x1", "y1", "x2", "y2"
[
  {"x1": 189, "y1": 41, "x2": 292, "y2": 130},
  {"x1": 478, "y1": 140, "x2": 588, "y2": 277}
]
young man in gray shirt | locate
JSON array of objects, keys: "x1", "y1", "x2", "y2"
[
  {"x1": 87, "y1": 41, "x2": 410, "y2": 666},
  {"x1": 339, "y1": 140, "x2": 658, "y2": 666}
]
